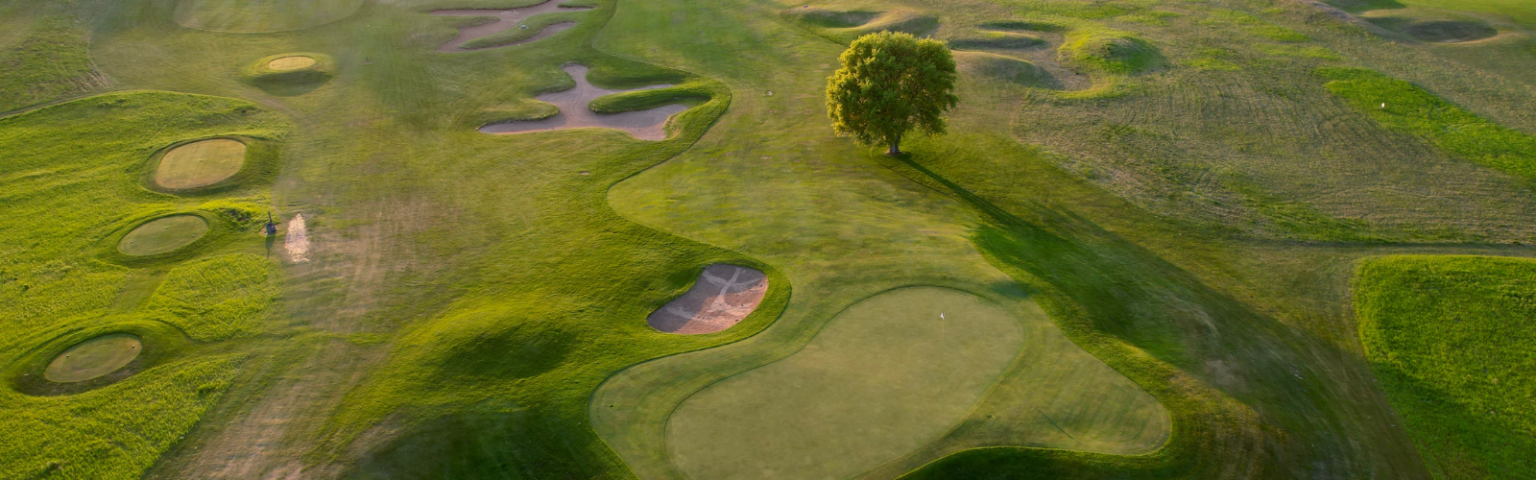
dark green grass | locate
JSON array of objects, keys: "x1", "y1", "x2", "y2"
[
  {"x1": 0, "y1": 1, "x2": 106, "y2": 112},
  {"x1": 1319, "y1": 67, "x2": 1536, "y2": 181},
  {"x1": 1354, "y1": 256, "x2": 1536, "y2": 479}
]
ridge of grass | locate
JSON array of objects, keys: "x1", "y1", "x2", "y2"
[{"x1": 1319, "y1": 67, "x2": 1536, "y2": 181}]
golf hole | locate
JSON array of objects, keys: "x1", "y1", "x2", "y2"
[
  {"x1": 118, "y1": 215, "x2": 209, "y2": 256},
  {"x1": 154, "y1": 138, "x2": 246, "y2": 189},
  {"x1": 44, "y1": 334, "x2": 142, "y2": 383},
  {"x1": 648, "y1": 264, "x2": 767, "y2": 334},
  {"x1": 266, "y1": 56, "x2": 317, "y2": 71}
]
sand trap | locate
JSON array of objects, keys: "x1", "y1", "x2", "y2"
[
  {"x1": 119, "y1": 215, "x2": 209, "y2": 256},
  {"x1": 284, "y1": 214, "x2": 310, "y2": 263},
  {"x1": 432, "y1": 1, "x2": 593, "y2": 52},
  {"x1": 267, "y1": 56, "x2": 317, "y2": 71},
  {"x1": 154, "y1": 138, "x2": 246, "y2": 190},
  {"x1": 481, "y1": 64, "x2": 688, "y2": 141},
  {"x1": 44, "y1": 334, "x2": 142, "y2": 383},
  {"x1": 648, "y1": 264, "x2": 767, "y2": 334}
]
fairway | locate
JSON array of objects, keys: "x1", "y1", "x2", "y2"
[
  {"x1": 43, "y1": 334, "x2": 142, "y2": 383},
  {"x1": 1355, "y1": 256, "x2": 1536, "y2": 478},
  {"x1": 667, "y1": 287, "x2": 1024, "y2": 480},
  {"x1": 173, "y1": 0, "x2": 365, "y2": 33},
  {"x1": 117, "y1": 215, "x2": 209, "y2": 256},
  {"x1": 153, "y1": 138, "x2": 246, "y2": 190}
]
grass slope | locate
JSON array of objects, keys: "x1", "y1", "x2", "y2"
[
  {"x1": 0, "y1": 0, "x2": 108, "y2": 112},
  {"x1": 1354, "y1": 256, "x2": 1536, "y2": 479}
]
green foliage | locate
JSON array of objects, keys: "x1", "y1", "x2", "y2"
[
  {"x1": 1355, "y1": 256, "x2": 1536, "y2": 478},
  {"x1": 826, "y1": 31, "x2": 958, "y2": 154},
  {"x1": 1319, "y1": 67, "x2": 1536, "y2": 180},
  {"x1": 141, "y1": 254, "x2": 279, "y2": 341}
]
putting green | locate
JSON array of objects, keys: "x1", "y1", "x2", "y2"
[
  {"x1": 266, "y1": 56, "x2": 316, "y2": 71},
  {"x1": 667, "y1": 287, "x2": 1024, "y2": 480},
  {"x1": 44, "y1": 334, "x2": 142, "y2": 383},
  {"x1": 174, "y1": 0, "x2": 364, "y2": 33},
  {"x1": 118, "y1": 215, "x2": 209, "y2": 256},
  {"x1": 154, "y1": 138, "x2": 246, "y2": 189}
]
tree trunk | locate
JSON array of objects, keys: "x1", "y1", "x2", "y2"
[{"x1": 887, "y1": 135, "x2": 902, "y2": 156}]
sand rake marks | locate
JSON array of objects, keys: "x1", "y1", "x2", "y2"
[{"x1": 648, "y1": 264, "x2": 768, "y2": 334}]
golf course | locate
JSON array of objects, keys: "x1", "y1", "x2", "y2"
[{"x1": 0, "y1": 0, "x2": 1532, "y2": 478}]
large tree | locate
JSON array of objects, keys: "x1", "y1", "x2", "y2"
[{"x1": 826, "y1": 31, "x2": 958, "y2": 155}]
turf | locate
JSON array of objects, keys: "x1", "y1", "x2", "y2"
[
  {"x1": 1354, "y1": 256, "x2": 1536, "y2": 479},
  {"x1": 267, "y1": 56, "x2": 316, "y2": 71},
  {"x1": 153, "y1": 139, "x2": 246, "y2": 190},
  {"x1": 667, "y1": 287, "x2": 1025, "y2": 480},
  {"x1": 118, "y1": 215, "x2": 211, "y2": 256},
  {"x1": 43, "y1": 333, "x2": 142, "y2": 383},
  {"x1": 173, "y1": 0, "x2": 366, "y2": 33}
]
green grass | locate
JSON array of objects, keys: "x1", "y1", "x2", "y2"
[
  {"x1": 44, "y1": 333, "x2": 142, "y2": 383},
  {"x1": 1354, "y1": 256, "x2": 1536, "y2": 479},
  {"x1": 0, "y1": 1, "x2": 106, "y2": 112},
  {"x1": 139, "y1": 254, "x2": 279, "y2": 341},
  {"x1": 1319, "y1": 67, "x2": 1536, "y2": 181},
  {"x1": 173, "y1": 0, "x2": 365, "y2": 33},
  {"x1": 118, "y1": 215, "x2": 211, "y2": 256}
]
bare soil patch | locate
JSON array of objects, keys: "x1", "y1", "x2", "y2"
[
  {"x1": 45, "y1": 334, "x2": 142, "y2": 383},
  {"x1": 266, "y1": 56, "x2": 317, "y2": 71},
  {"x1": 154, "y1": 138, "x2": 246, "y2": 190},
  {"x1": 481, "y1": 64, "x2": 687, "y2": 141},
  {"x1": 119, "y1": 215, "x2": 209, "y2": 256},
  {"x1": 284, "y1": 214, "x2": 310, "y2": 263},
  {"x1": 647, "y1": 264, "x2": 766, "y2": 334},
  {"x1": 432, "y1": 1, "x2": 593, "y2": 52}
]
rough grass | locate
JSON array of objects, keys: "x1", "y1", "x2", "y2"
[
  {"x1": 1354, "y1": 256, "x2": 1536, "y2": 479},
  {"x1": 140, "y1": 254, "x2": 278, "y2": 341},
  {"x1": 0, "y1": 91, "x2": 286, "y2": 480},
  {"x1": 0, "y1": 2, "x2": 107, "y2": 112},
  {"x1": 1319, "y1": 67, "x2": 1536, "y2": 181},
  {"x1": 173, "y1": 0, "x2": 365, "y2": 33}
]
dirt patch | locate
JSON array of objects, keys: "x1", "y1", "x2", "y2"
[
  {"x1": 432, "y1": 1, "x2": 593, "y2": 52},
  {"x1": 647, "y1": 264, "x2": 766, "y2": 334},
  {"x1": 155, "y1": 138, "x2": 246, "y2": 189},
  {"x1": 45, "y1": 334, "x2": 142, "y2": 383},
  {"x1": 119, "y1": 215, "x2": 209, "y2": 256},
  {"x1": 267, "y1": 56, "x2": 317, "y2": 71},
  {"x1": 481, "y1": 64, "x2": 687, "y2": 141},
  {"x1": 284, "y1": 214, "x2": 310, "y2": 263}
]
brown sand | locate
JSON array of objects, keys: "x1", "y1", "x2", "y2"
[
  {"x1": 431, "y1": 1, "x2": 593, "y2": 52},
  {"x1": 648, "y1": 264, "x2": 767, "y2": 334},
  {"x1": 267, "y1": 56, "x2": 317, "y2": 71},
  {"x1": 480, "y1": 64, "x2": 689, "y2": 141},
  {"x1": 284, "y1": 214, "x2": 310, "y2": 263}
]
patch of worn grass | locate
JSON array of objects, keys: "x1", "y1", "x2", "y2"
[
  {"x1": 1319, "y1": 67, "x2": 1536, "y2": 180},
  {"x1": 1355, "y1": 256, "x2": 1536, "y2": 479}
]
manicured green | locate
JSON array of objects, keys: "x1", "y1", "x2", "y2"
[
  {"x1": 1319, "y1": 67, "x2": 1536, "y2": 180},
  {"x1": 152, "y1": 139, "x2": 247, "y2": 190},
  {"x1": 1354, "y1": 256, "x2": 1536, "y2": 479},
  {"x1": 44, "y1": 333, "x2": 142, "y2": 383},
  {"x1": 827, "y1": 31, "x2": 958, "y2": 154},
  {"x1": 118, "y1": 215, "x2": 210, "y2": 256}
]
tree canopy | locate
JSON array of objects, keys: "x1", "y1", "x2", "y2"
[{"x1": 825, "y1": 31, "x2": 958, "y2": 155}]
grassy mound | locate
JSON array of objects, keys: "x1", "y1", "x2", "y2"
[
  {"x1": 1058, "y1": 30, "x2": 1165, "y2": 75},
  {"x1": 950, "y1": 31, "x2": 1048, "y2": 50},
  {"x1": 667, "y1": 287, "x2": 1026, "y2": 480},
  {"x1": 117, "y1": 215, "x2": 209, "y2": 256},
  {"x1": 1355, "y1": 256, "x2": 1536, "y2": 478},
  {"x1": 173, "y1": 0, "x2": 364, "y2": 33},
  {"x1": 43, "y1": 333, "x2": 142, "y2": 383},
  {"x1": 0, "y1": 5, "x2": 107, "y2": 112},
  {"x1": 140, "y1": 254, "x2": 279, "y2": 341},
  {"x1": 587, "y1": 82, "x2": 712, "y2": 114},
  {"x1": 152, "y1": 138, "x2": 246, "y2": 190},
  {"x1": 1318, "y1": 67, "x2": 1536, "y2": 180},
  {"x1": 781, "y1": 7, "x2": 938, "y2": 44},
  {"x1": 956, "y1": 51, "x2": 1058, "y2": 88},
  {"x1": 239, "y1": 52, "x2": 335, "y2": 95}
]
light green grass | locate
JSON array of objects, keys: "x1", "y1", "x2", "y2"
[
  {"x1": 1319, "y1": 67, "x2": 1536, "y2": 180},
  {"x1": 118, "y1": 215, "x2": 210, "y2": 256},
  {"x1": 43, "y1": 333, "x2": 142, "y2": 382},
  {"x1": 1354, "y1": 256, "x2": 1536, "y2": 479},
  {"x1": 173, "y1": 0, "x2": 365, "y2": 33},
  {"x1": 153, "y1": 139, "x2": 246, "y2": 190},
  {"x1": 140, "y1": 254, "x2": 278, "y2": 341},
  {"x1": 0, "y1": 0, "x2": 106, "y2": 112},
  {"x1": 667, "y1": 287, "x2": 1026, "y2": 480}
]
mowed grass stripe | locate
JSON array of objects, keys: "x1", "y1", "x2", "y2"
[
  {"x1": 667, "y1": 287, "x2": 1024, "y2": 480},
  {"x1": 1355, "y1": 255, "x2": 1536, "y2": 478}
]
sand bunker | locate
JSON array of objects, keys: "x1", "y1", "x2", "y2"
[
  {"x1": 119, "y1": 215, "x2": 209, "y2": 256},
  {"x1": 284, "y1": 214, "x2": 310, "y2": 263},
  {"x1": 154, "y1": 138, "x2": 246, "y2": 189},
  {"x1": 648, "y1": 264, "x2": 767, "y2": 334},
  {"x1": 267, "y1": 56, "x2": 317, "y2": 71},
  {"x1": 481, "y1": 64, "x2": 688, "y2": 141},
  {"x1": 45, "y1": 334, "x2": 142, "y2": 383},
  {"x1": 432, "y1": 1, "x2": 593, "y2": 52}
]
